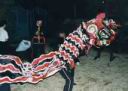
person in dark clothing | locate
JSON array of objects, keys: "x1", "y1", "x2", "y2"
[
  {"x1": 57, "y1": 20, "x2": 82, "y2": 91},
  {"x1": 32, "y1": 19, "x2": 45, "y2": 58},
  {"x1": 0, "y1": 20, "x2": 11, "y2": 91},
  {"x1": 0, "y1": 20, "x2": 9, "y2": 54},
  {"x1": 58, "y1": 31, "x2": 79, "y2": 91}
]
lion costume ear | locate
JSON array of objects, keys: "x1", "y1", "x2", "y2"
[
  {"x1": 96, "y1": 12, "x2": 106, "y2": 20},
  {"x1": 82, "y1": 22, "x2": 87, "y2": 30}
]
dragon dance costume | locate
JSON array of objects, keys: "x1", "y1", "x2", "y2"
[{"x1": 0, "y1": 13, "x2": 118, "y2": 85}]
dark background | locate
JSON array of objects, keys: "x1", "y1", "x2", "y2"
[{"x1": 0, "y1": 0, "x2": 128, "y2": 52}]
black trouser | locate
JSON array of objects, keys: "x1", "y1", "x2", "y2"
[
  {"x1": 0, "y1": 42, "x2": 7, "y2": 54},
  {"x1": 59, "y1": 68, "x2": 74, "y2": 91},
  {"x1": 94, "y1": 46, "x2": 115, "y2": 62},
  {"x1": 0, "y1": 84, "x2": 11, "y2": 91}
]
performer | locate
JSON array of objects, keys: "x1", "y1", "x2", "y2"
[
  {"x1": 32, "y1": 19, "x2": 45, "y2": 58},
  {"x1": 0, "y1": 12, "x2": 119, "y2": 91},
  {"x1": 0, "y1": 20, "x2": 10, "y2": 91},
  {"x1": 0, "y1": 20, "x2": 9, "y2": 54},
  {"x1": 57, "y1": 13, "x2": 119, "y2": 91},
  {"x1": 83, "y1": 12, "x2": 120, "y2": 63},
  {"x1": 58, "y1": 32, "x2": 79, "y2": 91}
]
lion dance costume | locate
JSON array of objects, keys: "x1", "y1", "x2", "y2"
[{"x1": 0, "y1": 13, "x2": 118, "y2": 84}]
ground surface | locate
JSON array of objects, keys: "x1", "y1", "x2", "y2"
[{"x1": 11, "y1": 49, "x2": 128, "y2": 91}]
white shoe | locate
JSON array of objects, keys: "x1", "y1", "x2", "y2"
[{"x1": 76, "y1": 62, "x2": 80, "y2": 65}]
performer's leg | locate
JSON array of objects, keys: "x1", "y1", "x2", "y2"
[
  {"x1": 0, "y1": 42, "x2": 4, "y2": 54},
  {"x1": 59, "y1": 68, "x2": 74, "y2": 91},
  {"x1": 0, "y1": 73, "x2": 11, "y2": 91},
  {"x1": 94, "y1": 48, "x2": 100, "y2": 60},
  {"x1": 0, "y1": 84, "x2": 11, "y2": 91},
  {"x1": 109, "y1": 45, "x2": 116, "y2": 62},
  {"x1": 75, "y1": 58, "x2": 80, "y2": 65},
  {"x1": 94, "y1": 47, "x2": 103, "y2": 60}
]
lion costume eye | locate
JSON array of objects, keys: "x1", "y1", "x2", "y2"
[{"x1": 86, "y1": 24, "x2": 98, "y2": 34}]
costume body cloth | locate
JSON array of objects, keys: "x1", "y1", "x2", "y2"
[
  {"x1": 0, "y1": 26, "x2": 91, "y2": 84},
  {"x1": 0, "y1": 20, "x2": 116, "y2": 84}
]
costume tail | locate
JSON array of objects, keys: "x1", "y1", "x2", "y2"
[{"x1": 0, "y1": 52, "x2": 64, "y2": 84}]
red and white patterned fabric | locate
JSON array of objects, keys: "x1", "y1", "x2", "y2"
[{"x1": 0, "y1": 18, "x2": 118, "y2": 84}]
